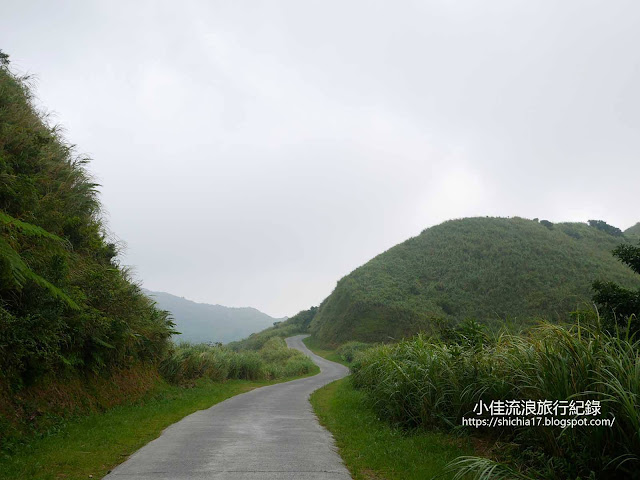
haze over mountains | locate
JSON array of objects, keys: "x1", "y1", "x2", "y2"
[{"x1": 143, "y1": 290, "x2": 284, "y2": 344}]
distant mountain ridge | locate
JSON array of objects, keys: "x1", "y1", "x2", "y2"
[{"x1": 143, "y1": 290, "x2": 284, "y2": 344}]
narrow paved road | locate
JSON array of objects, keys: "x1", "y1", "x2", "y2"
[{"x1": 105, "y1": 334, "x2": 351, "y2": 479}]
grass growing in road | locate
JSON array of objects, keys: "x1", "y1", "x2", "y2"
[
  {"x1": 0, "y1": 373, "x2": 317, "y2": 480},
  {"x1": 311, "y1": 378, "x2": 475, "y2": 480}
]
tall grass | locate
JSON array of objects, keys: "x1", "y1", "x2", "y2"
[
  {"x1": 336, "y1": 341, "x2": 372, "y2": 363},
  {"x1": 351, "y1": 318, "x2": 640, "y2": 478},
  {"x1": 160, "y1": 337, "x2": 315, "y2": 384}
]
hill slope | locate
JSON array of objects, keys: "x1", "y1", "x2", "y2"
[
  {"x1": 0, "y1": 53, "x2": 173, "y2": 386},
  {"x1": 144, "y1": 290, "x2": 283, "y2": 344},
  {"x1": 310, "y1": 217, "x2": 640, "y2": 344},
  {"x1": 0, "y1": 51, "x2": 176, "y2": 445},
  {"x1": 626, "y1": 223, "x2": 640, "y2": 239}
]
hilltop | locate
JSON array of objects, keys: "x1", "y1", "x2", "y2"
[
  {"x1": 310, "y1": 217, "x2": 640, "y2": 344},
  {"x1": 144, "y1": 290, "x2": 284, "y2": 344}
]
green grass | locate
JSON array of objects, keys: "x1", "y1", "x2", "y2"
[
  {"x1": 311, "y1": 378, "x2": 475, "y2": 480},
  {"x1": 0, "y1": 373, "x2": 317, "y2": 480},
  {"x1": 310, "y1": 216, "x2": 640, "y2": 344},
  {"x1": 302, "y1": 336, "x2": 349, "y2": 366},
  {"x1": 0, "y1": 55, "x2": 175, "y2": 395},
  {"x1": 351, "y1": 320, "x2": 640, "y2": 478},
  {"x1": 627, "y1": 222, "x2": 640, "y2": 239},
  {"x1": 304, "y1": 335, "x2": 475, "y2": 479},
  {"x1": 161, "y1": 336, "x2": 317, "y2": 384},
  {"x1": 228, "y1": 307, "x2": 317, "y2": 351}
]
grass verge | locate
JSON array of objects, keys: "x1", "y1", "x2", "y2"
[
  {"x1": 0, "y1": 371, "x2": 317, "y2": 480},
  {"x1": 302, "y1": 336, "x2": 349, "y2": 366},
  {"x1": 303, "y1": 337, "x2": 476, "y2": 479},
  {"x1": 311, "y1": 377, "x2": 475, "y2": 480}
]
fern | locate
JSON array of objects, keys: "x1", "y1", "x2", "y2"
[
  {"x1": 0, "y1": 212, "x2": 66, "y2": 244},
  {"x1": 0, "y1": 213, "x2": 78, "y2": 309}
]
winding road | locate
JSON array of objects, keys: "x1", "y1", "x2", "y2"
[{"x1": 104, "y1": 334, "x2": 351, "y2": 479}]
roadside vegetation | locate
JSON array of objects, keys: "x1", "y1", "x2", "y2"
[
  {"x1": 0, "y1": 50, "x2": 168, "y2": 452},
  {"x1": 351, "y1": 319, "x2": 639, "y2": 478},
  {"x1": 302, "y1": 336, "x2": 348, "y2": 365},
  {"x1": 1, "y1": 333, "x2": 316, "y2": 458},
  {"x1": 0, "y1": 52, "x2": 174, "y2": 393},
  {"x1": 161, "y1": 337, "x2": 316, "y2": 384},
  {"x1": 307, "y1": 241, "x2": 640, "y2": 478},
  {"x1": 0, "y1": 376, "x2": 311, "y2": 480},
  {"x1": 311, "y1": 378, "x2": 476, "y2": 480},
  {"x1": 304, "y1": 338, "x2": 476, "y2": 479},
  {"x1": 228, "y1": 306, "x2": 317, "y2": 351},
  {"x1": 0, "y1": 51, "x2": 316, "y2": 473}
]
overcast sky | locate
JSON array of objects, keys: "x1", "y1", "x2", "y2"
[{"x1": 1, "y1": 1, "x2": 639, "y2": 317}]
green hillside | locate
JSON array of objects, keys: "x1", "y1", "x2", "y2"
[
  {"x1": 144, "y1": 290, "x2": 283, "y2": 344},
  {"x1": 310, "y1": 217, "x2": 640, "y2": 344},
  {"x1": 229, "y1": 307, "x2": 317, "y2": 351},
  {"x1": 627, "y1": 222, "x2": 640, "y2": 239},
  {"x1": 0, "y1": 53, "x2": 173, "y2": 412}
]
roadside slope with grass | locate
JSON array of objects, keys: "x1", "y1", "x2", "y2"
[
  {"x1": 1, "y1": 335, "x2": 317, "y2": 480},
  {"x1": 311, "y1": 378, "x2": 477, "y2": 480},
  {"x1": 304, "y1": 337, "x2": 477, "y2": 479},
  {"x1": 0, "y1": 50, "x2": 174, "y2": 449},
  {"x1": 0, "y1": 377, "x2": 302, "y2": 480}
]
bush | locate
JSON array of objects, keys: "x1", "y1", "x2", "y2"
[
  {"x1": 593, "y1": 241, "x2": 640, "y2": 334},
  {"x1": 0, "y1": 52, "x2": 174, "y2": 389},
  {"x1": 160, "y1": 337, "x2": 315, "y2": 385},
  {"x1": 351, "y1": 319, "x2": 640, "y2": 478},
  {"x1": 336, "y1": 341, "x2": 372, "y2": 363}
]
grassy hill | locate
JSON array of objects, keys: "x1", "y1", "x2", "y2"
[
  {"x1": 627, "y1": 222, "x2": 640, "y2": 239},
  {"x1": 310, "y1": 217, "x2": 640, "y2": 344},
  {"x1": 144, "y1": 290, "x2": 283, "y2": 344},
  {"x1": 229, "y1": 307, "x2": 317, "y2": 351}
]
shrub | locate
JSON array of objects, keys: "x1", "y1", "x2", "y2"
[
  {"x1": 160, "y1": 337, "x2": 315, "y2": 385},
  {"x1": 593, "y1": 241, "x2": 640, "y2": 334},
  {"x1": 0, "y1": 52, "x2": 174, "y2": 389},
  {"x1": 351, "y1": 319, "x2": 640, "y2": 478},
  {"x1": 336, "y1": 341, "x2": 372, "y2": 363}
]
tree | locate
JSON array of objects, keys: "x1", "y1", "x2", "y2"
[
  {"x1": 540, "y1": 219, "x2": 553, "y2": 229},
  {"x1": 593, "y1": 242, "x2": 640, "y2": 334},
  {"x1": 588, "y1": 219, "x2": 623, "y2": 237}
]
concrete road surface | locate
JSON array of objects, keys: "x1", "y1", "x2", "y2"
[{"x1": 104, "y1": 334, "x2": 351, "y2": 479}]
